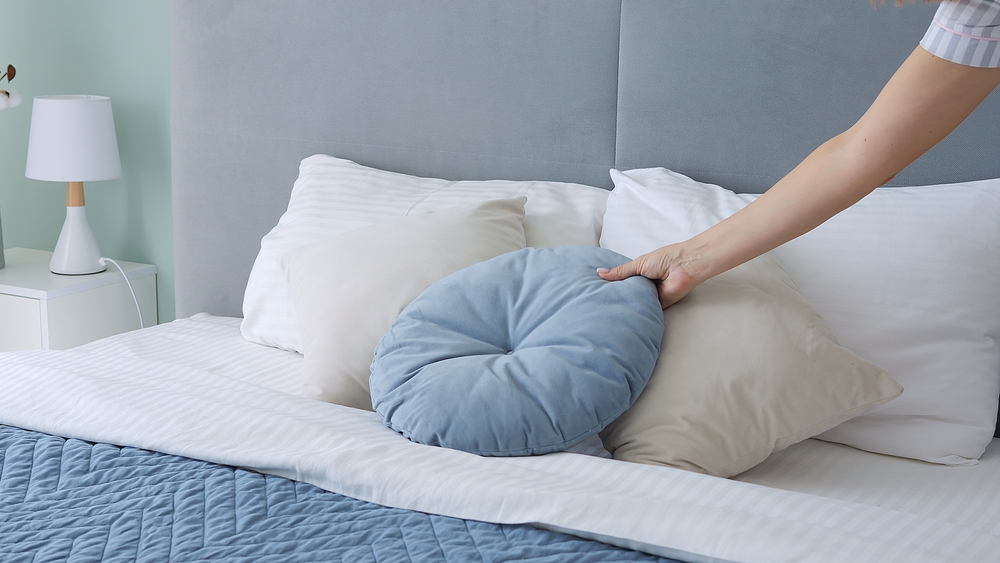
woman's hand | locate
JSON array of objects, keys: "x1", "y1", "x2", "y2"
[{"x1": 598, "y1": 243, "x2": 704, "y2": 309}]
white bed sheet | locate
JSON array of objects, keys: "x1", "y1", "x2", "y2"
[
  {"x1": 737, "y1": 436, "x2": 1000, "y2": 535},
  {"x1": 84, "y1": 313, "x2": 1000, "y2": 529},
  {"x1": 74, "y1": 313, "x2": 615, "y2": 458},
  {"x1": 3, "y1": 313, "x2": 997, "y2": 562},
  {"x1": 74, "y1": 313, "x2": 304, "y2": 395}
]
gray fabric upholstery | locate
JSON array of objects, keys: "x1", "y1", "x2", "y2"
[
  {"x1": 171, "y1": 0, "x2": 622, "y2": 318},
  {"x1": 172, "y1": 0, "x2": 1000, "y2": 318},
  {"x1": 616, "y1": 0, "x2": 1000, "y2": 192}
]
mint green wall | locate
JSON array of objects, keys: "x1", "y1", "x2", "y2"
[{"x1": 0, "y1": 0, "x2": 173, "y2": 322}]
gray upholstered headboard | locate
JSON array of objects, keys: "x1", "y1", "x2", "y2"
[{"x1": 171, "y1": 0, "x2": 999, "y2": 319}]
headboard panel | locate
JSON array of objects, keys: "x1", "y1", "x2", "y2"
[
  {"x1": 172, "y1": 0, "x2": 1000, "y2": 317},
  {"x1": 171, "y1": 0, "x2": 622, "y2": 317},
  {"x1": 615, "y1": 0, "x2": 999, "y2": 192}
]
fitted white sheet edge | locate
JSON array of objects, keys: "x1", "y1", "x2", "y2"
[{"x1": 0, "y1": 346, "x2": 995, "y2": 563}]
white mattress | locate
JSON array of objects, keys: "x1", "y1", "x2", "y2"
[{"x1": 6, "y1": 313, "x2": 997, "y2": 562}]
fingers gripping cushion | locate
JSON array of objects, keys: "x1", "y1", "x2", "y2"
[{"x1": 370, "y1": 246, "x2": 664, "y2": 456}]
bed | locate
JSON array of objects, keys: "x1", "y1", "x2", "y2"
[{"x1": 2, "y1": 1, "x2": 1000, "y2": 561}]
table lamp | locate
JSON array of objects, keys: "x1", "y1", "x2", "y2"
[{"x1": 25, "y1": 95, "x2": 122, "y2": 275}]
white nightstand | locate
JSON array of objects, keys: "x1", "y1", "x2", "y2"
[{"x1": 0, "y1": 247, "x2": 157, "y2": 351}]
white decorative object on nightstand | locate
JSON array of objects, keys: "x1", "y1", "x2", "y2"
[{"x1": 0, "y1": 247, "x2": 156, "y2": 351}]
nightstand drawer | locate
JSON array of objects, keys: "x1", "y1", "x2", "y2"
[
  {"x1": 46, "y1": 275, "x2": 157, "y2": 349},
  {"x1": 0, "y1": 293, "x2": 43, "y2": 351},
  {"x1": 0, "y1": 248, "x2": 157, "y2": 351}
]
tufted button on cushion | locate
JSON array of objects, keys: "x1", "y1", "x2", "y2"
[{"x1": 370, "y1": 246, "x2": 664, "y2": 456}]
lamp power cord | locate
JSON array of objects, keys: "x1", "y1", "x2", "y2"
[{"x1": 99, "y1": 257, "x2": 144, "y2": 330}]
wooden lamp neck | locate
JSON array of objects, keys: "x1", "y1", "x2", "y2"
[{"x1": 66, "y1": 181, "x2": 85, "y2": 207}]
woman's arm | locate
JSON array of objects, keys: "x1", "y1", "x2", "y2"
[{"x1": 600, "y1": 46, "x2": 1000, "y2": 308}]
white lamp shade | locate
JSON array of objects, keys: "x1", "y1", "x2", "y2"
[{"x1": 25, "y1": 95, "x2": 122, "y2": 182}]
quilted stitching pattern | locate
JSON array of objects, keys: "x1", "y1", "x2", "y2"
[{"x1": 0, "y1": 425, "x2": 677, "y2": 562}]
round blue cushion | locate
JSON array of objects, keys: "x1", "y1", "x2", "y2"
[{"x1": 370, "y1": 246, "x2": 664, "y2": 456}]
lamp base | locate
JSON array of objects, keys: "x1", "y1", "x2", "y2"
[{"x1": 51, "y1": 205, "x2": 105, "y2": 275}]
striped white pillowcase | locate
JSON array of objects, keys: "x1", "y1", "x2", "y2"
[{"x1": 241, "y1": 155, "x2": 610, "y2": 353}]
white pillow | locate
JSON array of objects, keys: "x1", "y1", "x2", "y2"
[
  {"x1": 280, "y1": 198, "x2": 527, "y2": 411},
  {"x1": 603, "y1": 167, "x2": 1000, "y2": 465},
  {"x1": 242, "y1": 155, "x2": 610, "y2": 353}
]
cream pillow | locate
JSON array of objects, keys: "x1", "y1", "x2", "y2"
[
  {"x1": 599, "y1": 255, "x2": 902, "y2": 478},
  {"x1": 280, "y1": 198, "x2": 527, "y2": 410}
]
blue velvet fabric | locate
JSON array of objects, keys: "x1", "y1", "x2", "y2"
[{"x1": 370, "y1": 246, "x2": 664, "y2": 456}]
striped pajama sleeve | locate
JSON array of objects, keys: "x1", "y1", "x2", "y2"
[{"x1": 921, "y1": 0, "x2": 1000, "y2": 67}]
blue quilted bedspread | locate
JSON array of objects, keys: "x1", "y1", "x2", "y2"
[{"x1": 0, "y1": 425, "x2": 681, "y2": 562}]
